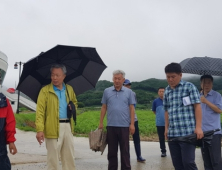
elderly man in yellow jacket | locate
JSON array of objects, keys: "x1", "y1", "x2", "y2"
[{"x1": 35, "y1": 64, "x2": 78, "y2": 170}]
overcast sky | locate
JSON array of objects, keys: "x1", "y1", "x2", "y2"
[{"x1": 1, "y1": 0, "x2": 222, "y2": 88}]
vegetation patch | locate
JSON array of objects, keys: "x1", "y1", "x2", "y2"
[
  {"x1": 15, "y1": 110, "x2": 157, "y2": 138},
  {"x1": 15, "y1": 113, "x2": 36, "y2": 131},
  {"x1": 15, "y1": 109, "x2": 222, "y2": 142}
]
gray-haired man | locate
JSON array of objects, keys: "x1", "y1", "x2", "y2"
[
  {"x1": 36, "y1": 64, "x2": 78, "y2": 170},
  {"x1": 99, "y1": 70, "x2": 135, "y2": 170}
]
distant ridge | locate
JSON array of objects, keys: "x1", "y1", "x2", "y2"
[{"x1": 76, "y1": 77, "x2": 222, "y2": 107}]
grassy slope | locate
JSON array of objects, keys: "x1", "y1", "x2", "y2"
[
  {"x1": 15, "y1": 110, "x2": 157, "y2": 137},
  {"x1": 15, "y1": 113, "x2": 36, "y2": 131},
  {"x1": 15, "y1": 110, "x2": 222, "y2": 138}
]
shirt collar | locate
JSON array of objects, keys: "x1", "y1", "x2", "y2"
[
  {"x1": 201, "y1": 89, "x2": 213, "y2": 96},
  {"x1": 53, "y1": 83, "x2": 66, "y2": 91},
  {"x1": 166, "y1": 80, "x2": 184, "y2": 90},
  {"x1": 112, "y1": 85, "x2": 125, "y2": 92}
]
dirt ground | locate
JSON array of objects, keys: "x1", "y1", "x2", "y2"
[{"x1": 11, "y1": 129, "x2": 205, "y2": 170}]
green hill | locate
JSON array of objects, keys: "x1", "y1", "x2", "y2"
[{"x1": 76, "y1": 77, "x2": 222, "y2": 108}]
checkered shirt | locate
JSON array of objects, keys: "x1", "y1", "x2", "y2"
[{"x1": 163, "y1": 80, "x2": 200, "y2": 137}]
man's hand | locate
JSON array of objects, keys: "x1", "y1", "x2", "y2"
[
  {"x1": 200, "y1": 96, "x2": 208, "y2": 104},
  {"x1": 164, "y1": 128, "x2": 168, "y2": 140},
  {"x1": 8, "y1": 142, "x2": 17, "y2": 155},
  {"x1": 68, "y1": 104, "x2": 72, "y2": 110},
  {"x1": 98, "y1": 123, "x2": 103, "y2": 129},
  {"x1": 36, "y1": 131, "x2": 45, "y2": 145},
  {"x1": 129, "y1": 124, "x2": 135, "y2": 135},
  {"x1": 195, "y1": 127, "x2": 204, "y2": 139}
]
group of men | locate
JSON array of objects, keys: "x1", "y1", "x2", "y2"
[
  {"x1": 98, "y1": 62, "x2": 222, "y2": 170},
  {"x1": 1, "y1": 62, "x2": 222, "y2": 170},
  {"x1": 152, "y1": 63, "x2": 222, "y2": 170}
]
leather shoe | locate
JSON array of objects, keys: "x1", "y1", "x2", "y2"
[
  {"x1": 161, "y1": 152, "x2": 167, "y2": 157},
  {"x1": 137, "y1": 156, "x2": 146, "y2": 162}
]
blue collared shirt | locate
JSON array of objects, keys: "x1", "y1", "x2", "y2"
[
  {"x1": 101, "y1": 86, "x2": 136, "y2": 127},
  {"x1": 152, "y1": 98, "x2": 165, "y2": 126},
  {"x1": 201, "y1": 90, "x2": 222, "y2": 135},
  {"x1": 163, "y1": 80, "x2": 200, "y2": 137},
  {"x1": 53, "y1": 84, "x2": 68, "y2": 119}
]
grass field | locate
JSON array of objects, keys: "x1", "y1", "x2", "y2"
[
  {"x1": 15, "y1": 108, "x2": 222, "y2": 139},
  {"x1": 15, "y1": 109, "x2": 157, "y2": 137}
]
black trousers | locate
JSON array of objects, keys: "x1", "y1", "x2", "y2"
[
  {"x1": 0, "y1": 154, "x2": 11, "y2": 170},
  {"x1": 168, "y1": 139, "x2": 197, "y2": 170},
  {"x1": 156, "y1": 126, "x2": 166, "y2": 153},
  {"x1": 132, "y1": 121, "x2": 141, "y2": 159},
  {"x1": 201, "y1": 134, "x2": 222, "y2": 170},
  {"x1": 107, "y1": 126, "x2": 131, "y2": 170}
]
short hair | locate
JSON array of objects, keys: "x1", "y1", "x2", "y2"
[
  {"x1": 200, "y1": 75, "x2": 213, "y2": 82},
  {"x1": 113, "y1": 70, "x2": 125, "y2": 78},
  {"x1": 158, "y1": 87, "x2": 165, "y2": 92},
  {"x1": 50, "y1": 64, "x2": 67, "y2": 75},
  {"x1": 165, "y1": 63, "x2": 182, "y2": 74}
]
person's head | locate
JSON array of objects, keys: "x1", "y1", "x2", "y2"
[
  {"x1": 165, "y1": 62, "x2": 182, "y2": 89},
  {"x1": 50, "y1": 64, "x2": 66, "y2": 88},
  {"x1": 200, "y1": 75, "x2": 213, "y2": 93},
  {"x1": 123, "y1": 79, "x2": 131, "y2": 89},
  {"x1": 157, "y1": 87, "x2": 165, "y2": 99},
  {"x1": 112, "y1": 70, "x2": 125, "y2": 89}
]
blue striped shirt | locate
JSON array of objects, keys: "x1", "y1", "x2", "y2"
[
  {"x1": 101, "y1": 86, "x2": 136, "y2": 127},
  {"x1": 163, "y1": 80, "x2": 200, "y2": 137}
]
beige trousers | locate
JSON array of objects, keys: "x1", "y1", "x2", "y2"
[{"x1": 45, "y1": 123, "x2": 75, "y2": 170}]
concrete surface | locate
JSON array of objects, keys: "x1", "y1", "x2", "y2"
[{"x1": 9, "y1": 129, "x2": 204, "y2": 170}]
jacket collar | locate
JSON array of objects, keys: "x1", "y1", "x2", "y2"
[{"x1": 49, "y1": 82, "x2": 66, "y2": 93}]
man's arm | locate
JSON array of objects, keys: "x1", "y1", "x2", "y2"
[
  {"x1": 36, "y1": 88, "x2": 46, "y2": 145},
  {"x1": 193, "y1": 103, "x2": 204, "y2": 139},
  {"x1": 201, "y1": 96, "x2": 222, "y2": 113},
  {"x1": 5, "y1": 99, "x2": 16, "y2": 144},
  {"x1": 129, "y1": 104, "x2": 135, "y2": 135},
  {"x1": 98, "y1": 104, "x2": 107, "y2": 129},
  {"x1": 152, "y1": 100, "x2": 156, "y2": 114},
  {"x1": 164, "y1": 111, "x2": 169, "y2": 140},
  {"x1": 5, "y1": 99, "x2": 17, "y2": 155}
]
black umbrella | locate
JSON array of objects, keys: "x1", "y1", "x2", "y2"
[
  {"x1": 180, "y1": 56, "x2": 222, "y2": 76},
  {"x1": 17, "y1": 45, "x2": 107, "y2": 103},
  {"x1": 169, "y1": 129, "x2": 220, "y2": 147}
]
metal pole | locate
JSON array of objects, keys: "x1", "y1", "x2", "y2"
[{"x1": 16, "y1": 62, "x2": 21, "y2": 114}]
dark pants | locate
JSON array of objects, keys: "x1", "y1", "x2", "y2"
[
  {"x1": 201, "y1": 134, "x2": 222, "y2": 170},
  {"x1": 156, "y1": 126, "x2": 166, "y2": 153},
  {"x1": 168, "y1": 140, "x2": 197, "y2": 170},
  {"x1": 107, "y1": 126, "x2": 131, "y2": 170},
  {"x1": 132, "y1": 121, "x2": 142, "y2": 159},
  {"x1": 0, "y1": 154, "x2": 11, "y2": 170}
]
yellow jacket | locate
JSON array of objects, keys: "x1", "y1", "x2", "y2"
[{"x1": 35, "y1": 83, "x2": 78, "y2": 138}]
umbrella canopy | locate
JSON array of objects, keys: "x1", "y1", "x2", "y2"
[
  {"x1": 169, "y1": 129, "x2": 220, "y2": 147},
  {"x1": 17, "y1": 45, "x2": 107, "y2": 103},
  {"x1": 180, "y1": 56, "x2": 222, "y2": 76}
]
